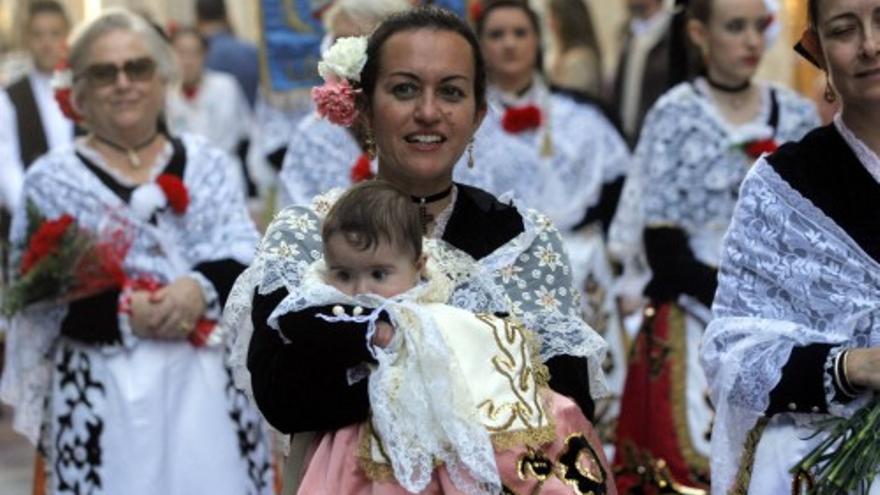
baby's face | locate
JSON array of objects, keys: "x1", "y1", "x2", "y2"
[{"x1": 324, "y1": 233, "x2": 423, "y2": 298}]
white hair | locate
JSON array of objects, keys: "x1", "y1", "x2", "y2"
[
  {"x1": 324, "y1": 0, "x2": 411, "y2": 36},
  {"x1": 68, "y1": 8, "x2": 177, "y2": 87}
]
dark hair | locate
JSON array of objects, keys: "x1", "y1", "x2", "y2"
[
  {"x1": 474, "y1": 0, "x2": 544, "y2": 73},
  {"x1": 196, "y1": 0, "x2": 227, "y2": 22},
  {"x1": 808, "y1": 0, "x2": 819, "y2": 29},
  {"x1": 27, "y1": 0, "x2": 69, "y2": 27},
  {"x1": 322, "y1": 180, "x2": 423, "y2": 261},
  {"x1": 359, "y1": 6, "x2": 487, "y2": 113},
  {"x1": 688, "y1": 0, "x2": 712, "y2": 23},
  {"x1": 548, "y1": 0, "x2": 602, "y2": 77},
  {"x1": 170, "y1": 26, "x2": 208, "y2": 51}
]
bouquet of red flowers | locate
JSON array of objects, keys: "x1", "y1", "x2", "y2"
[{"x1": 1, "y1": 202, "x2": 131, "y2": 316}]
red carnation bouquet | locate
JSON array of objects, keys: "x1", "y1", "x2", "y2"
[{"x1": 1, "y1": 203, "x2": 131, "y2": 316}]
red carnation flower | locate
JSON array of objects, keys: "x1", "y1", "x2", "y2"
[
  {"x1": 469, "y1": 1, "x2": 484, "y2": 23},
  {"x1": 350, "y1": 153, "x2": 373, "y2": 183},
  {"x1": 156, "y1": 174, "x2": 189, "y2": 214},
  {"x1": 743, "y1": 139, "x2": 778, "y2": 159},
  {"x1": 502, "y1": 105, "x2": 542, "y2": 133},
  {"x1": 20, "y1": 214, "x2": 75, "y2": 275}
]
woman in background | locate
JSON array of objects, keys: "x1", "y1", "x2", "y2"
[{"x1": 545, "y1": 0, "x2": 604, "y2": 97}]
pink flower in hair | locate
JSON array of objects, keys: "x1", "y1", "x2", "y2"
[{"x1": 311, "y1": 79, "x2": 360, "y2": 127}]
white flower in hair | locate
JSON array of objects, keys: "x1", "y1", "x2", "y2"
[{"x1": 317, "y1": 36, "x2": 368, "y2": 82}]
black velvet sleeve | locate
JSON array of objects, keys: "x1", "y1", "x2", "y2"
[
  {"x1": 643, "y1": 226, "x2": 718, "y2": 307},
  {"x1": 193, "y1": 259, "x2": 247, "y2": 307},
  {"x1": 573, "y1": 177, "x2": 625, "y2": 235},
  {"x1": 59, "y1": 289, "x2": 123, "y2": 345},
  {"x1": 765, "y1": 344, "x2": 859, "y2": 416},
  {"x1": 247, "y1": 287, "x2": 374, "y2": 434},
  {"x1": 546, "y1": 354, "x2": 596, "y2": 421}
]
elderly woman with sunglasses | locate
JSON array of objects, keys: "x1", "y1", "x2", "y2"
[{"x1": 0, "y1": 9, "x2": 273, "y2": 495}]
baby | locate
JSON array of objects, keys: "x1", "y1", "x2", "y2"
[{"x1": 293, "y1": 181, "x2": 613, "y2": 495}]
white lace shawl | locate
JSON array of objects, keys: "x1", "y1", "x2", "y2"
[
  {"x1": 223, "y1": 189, "x2": 610, "y2": 404},
  {"x1": 609, "y1": 80, "x2": 819, "y2": 269},
  {"x1": 0, "y1": 134, "x2": 260, "y2": 444},
  {"x1": 700, "y1": 159, "x2": 880, "y2": 495},
  {"x1": 485, "y1": 77, "x2": 632, "y2": 232}
]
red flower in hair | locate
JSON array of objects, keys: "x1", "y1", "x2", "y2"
[
  {"x1": 20, "y1": 214, "x2": 75, "y2": 275},
  {"x1": 743, "y1": 139, "x2": 778, "y2": 159},
  {"x1": 469, "y1": 1, "x2": 484, "y2": 23},
  {"x1": 350, "y1": 153, "x2": 373, "y2": 183},
  {"x1": 502, "y1": 105, "x2": 542, "y2": 133},
  {"x1": 156, "y1": 174, "x2": 189, "y2": 214},
  {"x1": 52, "y1": 60, "x2": 82, "y2": 123}
]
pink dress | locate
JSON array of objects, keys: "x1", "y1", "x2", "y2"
[{"x1": 297, "y1": 391, "x2": 617, "y2": 494}]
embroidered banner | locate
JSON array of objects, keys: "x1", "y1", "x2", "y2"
[{"x1": 259, "y1": 0, "x2": 325, "y2": 92}]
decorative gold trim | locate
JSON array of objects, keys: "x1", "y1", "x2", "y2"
[
  {"x1": 357, "y1": 421, "x2": 395, "y2": 482},
  {"x1": 727, "y1": 417, "x2": 769, "y2": 495},
  {"x1": 554, "y1": 433, "x2": 607, "y2": 495},
  {"x1": 667, "y1": 305, "x2": 711, "y2": 476}
]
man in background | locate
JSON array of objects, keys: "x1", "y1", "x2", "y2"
[
  {"x1": 610, "y1": 0, "x2": 674, "y2": 146},
  {"x1": 195, "y1": 0, "x2": 260, "y2": 108}
]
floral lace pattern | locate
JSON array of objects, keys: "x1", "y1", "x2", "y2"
[
  {"x1": 616, "y1": 80, "x2": 819, "y2": 267},
  {"x1": 485, "y1": 78, "x2": 631, "y2": 231},
  {"x1": 224, "y1": 194, "x2": 609, "y2": 404},
  {"x1": 700, "y1": 159, "x2": 880, "y2": 494},
  {"x1": 0, "y1": 134, "x2": 260, "y2": 444}
]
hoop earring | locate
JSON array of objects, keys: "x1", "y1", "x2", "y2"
[
  {"x1": 365, "y1": 129, "x2": 377, "y2": 160},
  {"x1": 467, "y1": 138, "x2": 475, "y2": 169},
  {"x1": 824, "y1": 73, "x2": 836, "y2": 103}
]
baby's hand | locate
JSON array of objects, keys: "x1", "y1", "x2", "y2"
[{"x1": 372, "y1": 321, "x2": 394, "y2": 348}]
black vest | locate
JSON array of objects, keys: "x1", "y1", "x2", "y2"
[{"x1": 6, "y1": 76, "x2": 49, "y2": 169}]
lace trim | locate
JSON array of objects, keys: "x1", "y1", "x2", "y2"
[
  {"x1": 833, "y1": 113, "x2": 880, "y2": 184},
  {"x1": 428, "y1": 185, "x2": 457, "y2": 239}
]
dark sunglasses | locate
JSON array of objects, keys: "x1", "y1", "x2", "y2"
[{"x1": 77, "y1": 57, "x2": 157, "y2": 86}]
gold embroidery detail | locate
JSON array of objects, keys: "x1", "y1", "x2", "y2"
[
  {"x1": 357, "y1": 421, "x2": 395, "y2": 482},
  {"x1": 791, "y1": 469, "x2": 815, "y2": 495},
  {"x1": 727, "y1": 417, "x2": 769, "y2": 495},
  {"x1": 554, "y1": 433, "x2": 607, "y2": 495},
  {"x1": 667, "y1": 305, "x2": 711, "y2": 476}
]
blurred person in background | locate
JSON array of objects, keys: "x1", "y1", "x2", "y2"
[
  {"x1": 545, "y1": 0, "x2": 604, "y2": 98},
  {"x1": 611, "y1": 0, "x2": 819, "y2": 491},
  {"x1": 195, "y1": 0, "x2": 259, "y2": 108},
  {"x1": 166, "y1": 26, "x2": 256, "y2": 198},
  {"x1": 0, "y1": 9, "x2": 272, "y2": 494}
]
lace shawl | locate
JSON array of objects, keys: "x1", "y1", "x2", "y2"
[
  {"x1": 485, "y1": 78, "x2": 632, "y2": 231},
  {"x1": 700, "y1": 159, "x2": 880, "y2": 494},
  {"x1": 0, "y1": 134, "x2": 260, "y2": 444},
  {"x1": 609, "y1": 80, "x2": 819, "y2": 269},
  {"x1": 224, "y1": 189, "x2": 610, "y2": 404}
]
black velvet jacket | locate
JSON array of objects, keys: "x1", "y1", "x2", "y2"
[{"x1": 247, "y1": 183, "x2": 598, "y2": 434}]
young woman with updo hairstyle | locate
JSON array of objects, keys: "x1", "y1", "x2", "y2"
[
  {"x1": 610, "y1": 0, "x2": 820, "y2": 491},
  {"x1": 227, "y1": 7, "x2": 616, "y2": 494},
  {"x1": 701, "y1": 0, "x2": 880, "y2": 492}
]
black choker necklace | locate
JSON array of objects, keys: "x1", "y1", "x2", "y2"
[
  {"x1": 92, "y1": 132, "x2": 160, "y2": 168},
  {"x1": 411, "y1": 185, "x2": 454, "y2": 233},
  {"x1": 706, "y1": 76, "x2": 751, "y2": 93}
]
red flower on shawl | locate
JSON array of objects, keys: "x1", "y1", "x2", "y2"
[
  {"x1": 156, "y1": 174, "x2": 189, "y2": 214},
  {"x1": 350, "y1": 153, "x2": 374, "y2": 183},
  {"x1": 743, "y1": 139, "x2": 778, "y2": 160},
  {"x1": 20, "y1": 214, "x2": 75, "y2": 275},
  {"x1": 502, "y1": 105, "x2": 542, "y2": 133}
]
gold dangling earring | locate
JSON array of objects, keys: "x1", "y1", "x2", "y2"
[
  {"x1": 824, "y1": 73, "x2": 836, "y2": 103},
  {"x1": 467, "y1": 138, "x2": 475, "y2": 168},
  {"x1": 365, "y1": 128, "x2": 377, "y2": 160}
]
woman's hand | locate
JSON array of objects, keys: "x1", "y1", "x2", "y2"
[
  {"x1": 844, "y1": 347, "x2": 880, "y2": 391},
  {"x1": 132, "y1": 277, "x2": 206, "y2": 340},
  {"x1": 372, "y1": 321, "x2": 395, "y2": 348}
]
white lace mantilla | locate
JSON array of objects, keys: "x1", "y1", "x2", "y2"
[
  {"x1": 223, "y1": 189, "x2": 610, "y2": 406},
  {"x1": 610, "y1": 79, "x2": 819, "y2": 268},
  {"x1": 485, "y1": 76, "x2": 631, "y2": 231},
  {"x1": 0, "y1": 134, "x2": 260, "y2": 443},
  {"x1": 701, "y1": 159, "x2": 880, "y2": 495}
]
